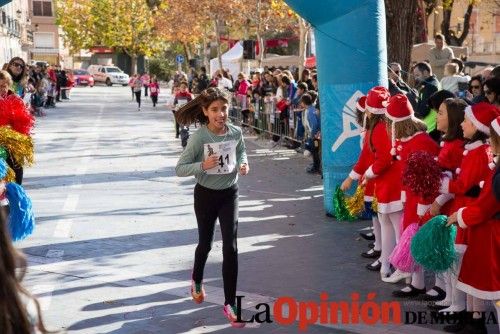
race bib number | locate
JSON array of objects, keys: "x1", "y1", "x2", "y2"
[{"x1": 204, "y1": 140, "x2": 237, "y2": 175}]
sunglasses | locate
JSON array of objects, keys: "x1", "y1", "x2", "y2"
[{"x1": 10, "y1": 62, "x2": 24, "y2": 69}]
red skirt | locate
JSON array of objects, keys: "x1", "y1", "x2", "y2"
[{"x1": 457, "y1": 218, "x2": 500, "y2": 300}]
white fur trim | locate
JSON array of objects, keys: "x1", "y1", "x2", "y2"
[
  {"x1": 364, "y1": 165, "x2": 376, "y2": 179},
  {"x1": 386, "y1": 113, "x2": 412, "y2": 122},
  {"x1": 417, "y1": 203, "x2": 431, "y2": 216},
  {"x1": 376, "y1": 200, "x2": 403, "y2": 214},
  {"x1": 364, "y1": 195, "x2": 374, "y2": 202},
  {"x1": 401, "y1": 190, "x2": 406, "y2": 203},
  {"x1": 440, "y1": 177, "x2": 450, "y2": 194},
  {"x1": 349, "y1": 170, "x2": 361, "y2": 180},
  {"x1": 464, "y1": 140, "x2": 483, "y2": 151},
  {"x1": 465, "y1": 106, "x2": 490, "y2": 134},
  {"x1": 456, "y1": 281, "x2": 500, "y2": 300},
  {"x1": 356, "y1": 101, "x2": 366, "y2": 112},
  {"x1": 366, "y1": 105, "x2": 386, "y2": 114},
  {"x1": 492, "y1": 118, "x2": 500, "y2": 136},
  {"x1": 400, "y1": 131, "x2": 424, "y2": 142},
  {"x1": 390, "y1": 148, "x2": 397, "y2": 156},
  {"x1": 457, "y1": 207, "x2": 468, "y2": 229},
  {"x1": 436, "y1": 193, "x2": 454, "y2": 206}
]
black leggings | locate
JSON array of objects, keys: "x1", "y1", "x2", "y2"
[
  {"x1": 193, "y1": 183, "x2": 239, "y2": 306},
  {"x1": 135, "y1": 91, "x2": 141, "y2": 108}
]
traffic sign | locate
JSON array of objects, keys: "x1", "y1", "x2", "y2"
[{"x1": 176, "y1": 55, "x2": 185, "y2": 64}]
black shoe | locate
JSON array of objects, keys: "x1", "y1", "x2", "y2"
[
  {"x1": 368, "y1": 242, "x2": 375, "y2": 248},
  {"x1": 361, "y1": 249, "x2": 381, "y2": 259},
  {"x1": 419, "y1": 286, "x2": 446, "y2": 302},
  {"x1": 392, "y1": 285, "x2": 426, "y2": 298},
  {"x1": 359, "y1": 232, "x2": 375, "y2": 241},
  {"x1": 365, "y1": 260, "x2": 381, "y2": 271}
]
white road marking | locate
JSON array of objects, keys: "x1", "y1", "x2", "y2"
[
  {"x1": 53, "y1": 219, "x2": 73, "y2": 238},
  {"x1": 62, "y1": 194, "x2": 79, "y2": 212}
]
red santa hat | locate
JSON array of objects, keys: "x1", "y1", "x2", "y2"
[
  {"x1": 365, "y1": 86, "x2": 390, "y2": 114},
  {"x1": 492, "y1": 116, "x2": 500, "y2": 137},
  {"x1": 356, "y1": 95, "x2": 367, "y2": 112},
  {"x1": 464, "y1": 102, "x2": 500, "y2": 135},
  {"x1": 385, "y1": 94, "x2": 414, "y2": 155}
]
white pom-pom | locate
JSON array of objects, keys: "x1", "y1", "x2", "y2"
[
  {"x1": 396, "y1": 156, "x2": 401, "y2": 160},
  {"x1": 456, "y1": 168, "x2": 461, "y2": 174},
  {"x1": 479, "y1": 181, "x2": 485, "y2": 189},
  {"x1": 390, "y1": 147, "x2": 396, "y2": 155},
  {"x1": 381, "y1": 100, "x2": 389, "y2": 107},
  {"x1": 440, "y1": 141, "x2": 444, "y2": 147}
]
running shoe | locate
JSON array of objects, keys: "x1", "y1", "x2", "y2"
[
  {"x1": 223, "y1": 304, "x2": 245, "y2": 328},
  {"x1": 191, "y1": 280, "x2": 205, "y2": 304}
]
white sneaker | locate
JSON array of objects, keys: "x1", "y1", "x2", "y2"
[{"x1": 382, "y1": 269, "x2": 412, "y2": 283}]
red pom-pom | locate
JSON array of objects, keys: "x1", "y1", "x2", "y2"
[
  {"x1": 0, "y1": 94, "x2": 34, "y2": 135},
  {"x1": 402, "y1": 151, "x2": 441, "y2": 200}
]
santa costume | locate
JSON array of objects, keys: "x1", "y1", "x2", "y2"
[
  {"x1": 383, "y1": 94, "x2": 439, "y2": 297},
  {"x1": 347, "y1": 95, "x2": 380, "y2": 262},
  {"x1": 362, "y1": 87, "x2": 403, "y2": 279}
]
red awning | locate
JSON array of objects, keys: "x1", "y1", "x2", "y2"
[{"x1": 305, "y1": 55, "x2": 316, "y2": 68}]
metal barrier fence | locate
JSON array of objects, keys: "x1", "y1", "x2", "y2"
[{"x1": 229, "y1": 94, "x2": 304, "y2": 145}]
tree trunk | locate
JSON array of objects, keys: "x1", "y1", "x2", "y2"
[
  {"x1": 385, "y1": 0, "x2": 418, "y2": 81},
  {"x1": 298, "y1": 18, "x2": 309, "y2": 76},
  {"x1": 441, "y1": 0, "x2": 455, "y2": 45},
  {"x1": 131, "y1": 54, "x2": 138, "y2": 75},
  {"x1": 256, "y1": 0, "x2": 264, "y2": 67},
  {"x1": 456, "y1": 3, "x2": 473, "y2": 46},
  {"x1": 214, "y1": 18, "x2": 223, "y2": 72}
]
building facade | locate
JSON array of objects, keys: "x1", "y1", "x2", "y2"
[
  {"x1": 29, "y1": 0, "x2": 71, "y2": 67},
  {"x1": 0, "y1": 0, "x2": 31, "y2": 66}
]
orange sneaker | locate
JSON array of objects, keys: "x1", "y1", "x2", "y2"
[
  {"x1": 223, "y1": 304, "x2": 245, "y2": 328},
  {"x1": 191, "y1": 281, "x2": 205, "y2": 304}
]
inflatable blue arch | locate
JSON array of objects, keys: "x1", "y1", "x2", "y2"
[{"x1": 284, "y1": 0, "x2": 388, "y2": 214}]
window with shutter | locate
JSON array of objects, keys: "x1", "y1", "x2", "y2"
[{"x1": 33, "y1": 1, "x2": 53, "y2": 17}]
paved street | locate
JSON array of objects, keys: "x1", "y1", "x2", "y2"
[{"x1": 18, "y1": 86, "x2": 497, "y2": 334}]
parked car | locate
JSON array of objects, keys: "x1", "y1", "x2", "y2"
[
  {"x1": 87, "y1": 65, "x2": 129, "y2": 86},
  {"x1": 69, "y1": 69, "x2": 94, "y2": 87}
]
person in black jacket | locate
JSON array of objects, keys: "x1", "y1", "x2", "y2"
[{"x1": 412, "y1": 62, "x2": 440, "y2": 120}]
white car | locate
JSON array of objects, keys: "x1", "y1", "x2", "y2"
[{"x1": 87, "y1": 65, "x2": 129, "y2": 86}]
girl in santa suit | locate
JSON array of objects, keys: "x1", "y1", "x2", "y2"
[
  {"x1": 341, "y1": 95, "x2": 381, "y2": 267},
  {"x1": 424, "y1": 98, "x2": 466, "y2": 305},
  {"x1": 437, "y1": 102, "x2": 498, "y2": 316},
  {"x1": 382, "y1": 94, "x2": 440, "y2": 298},
  {"x1": 356, "y1": 86, "x2": 403, "y2": 280},
  {"x1": 446, "y1": 113, "x2": 500, "y2": 334}
]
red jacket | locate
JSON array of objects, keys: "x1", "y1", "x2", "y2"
[
  {"x1": 456, "y1": 162, "x2": 500, "y2": 299},
  {"x1": 440, "y1": 140, "x2": 492, "y2": 244},
  {"x1": 396, "y1": 131, "x2": 439, "y2": 229},
  {"x1": 364, "y1": 121, "x2": 402, "y2": 213}
]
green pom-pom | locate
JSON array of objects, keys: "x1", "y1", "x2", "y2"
[
  {"x1": 0, "y1": 146, "x2": 7, "y2": 160},
  {"x1": 411, "y1": 215, "x2": 457, "y2": 272},
  {"x1": 333, "y1": 186, "x2": 356, "y2": 222}
]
